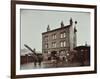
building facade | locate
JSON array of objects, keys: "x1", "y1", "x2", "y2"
[{"x1": 42, "y1": 18, "x2": 77, "y2": 60}]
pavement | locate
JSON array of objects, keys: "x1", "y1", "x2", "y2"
[{"x1": 20, "y1": 60, "x2": 88, "y2": 70}]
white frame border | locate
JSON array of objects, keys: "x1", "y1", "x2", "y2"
[{"x1": 16, "y1": 4, "x2": 95, "y2": 75}]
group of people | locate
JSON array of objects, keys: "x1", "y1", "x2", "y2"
[{"x1": 33, "y1": 54, "x2": 43, "y2": 67}]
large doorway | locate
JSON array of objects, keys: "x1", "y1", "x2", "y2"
[{"x1": 51, "y1": 51, "x2": 57, "y2": 57}]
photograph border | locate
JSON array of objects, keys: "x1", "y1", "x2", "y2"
[{"x1": 11, "y1": 0, "x2": 97, "y2": 79}]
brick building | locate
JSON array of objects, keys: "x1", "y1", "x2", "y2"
[{"x1": 42, "y1": 18, "x2": 77, "y2": 61}]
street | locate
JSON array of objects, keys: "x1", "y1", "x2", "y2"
[{"x1": 20, "y1": 60, "x2": 82, "y2": 70}]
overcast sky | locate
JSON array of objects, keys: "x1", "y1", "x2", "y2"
[{"x1": 20, "y1": 9, "x2": 90, "y2": 52}]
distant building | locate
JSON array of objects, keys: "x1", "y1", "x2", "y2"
[
  {"x1": 74, "y1": 45, "x2": 90, "y2": 66},
  {"x1": 20, "y1": 48, "x2": 42, "y2": 64},
  {"x1": 42, "y1": 18, "x2": 77, "y2": 60}
]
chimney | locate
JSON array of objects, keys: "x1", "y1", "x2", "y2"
[
  {"x1": 85, "y1": 41, "x2": 88, "y2": 46},
  {"x1": 70, "y1": 18, "x2": 73, "y2": 25},
  {"x1": 61, "y1": 21, "x2": 64, "y2": 28},
  {"x1": 74, "y1": 21, "x2": 77, "y2": 32},
  {"x1": 47, "y1": 25, "x2": 50, "y2": 32}
]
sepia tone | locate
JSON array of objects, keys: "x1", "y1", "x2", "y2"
[
  {"x1": 42, "y1": 18, "x2": 77, "y2": 62},
  {"x1": 21, "y1": 18, "x2": 90, "y2": 69}
]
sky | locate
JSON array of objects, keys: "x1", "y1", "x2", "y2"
[{"x1": 20, "y1": 9, "x2": 90, "y2": 52}]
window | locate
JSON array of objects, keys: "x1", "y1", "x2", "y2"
[
  {"x1": 52, "y1": 42, "x2": 56, "y2": 48},
  {"x1": 60, "y1": 41, "x2": 66, "y2": 47},
  {"x1": 60, "y1": 42, "x2": 63, "y2": 47},
  {"x1": 45, "y1": 43, "x2": 48, "y2": 48},
  {"x1": 63, "y1": 32, "x2": 66, "y2": 38},
  {"x1": 60, "y1": 32, "x2": 66, "y2": 38},
  {"x1": 44, "y1": 36, "x2": 48, "y2": 42},
  {"x1": 52, "y1": 34, "x2": 56, "y2": 39},
  {"x1": 64, "y1": 41, "x2": 66, "y2": 47},
  {"x1": 60, "y1": 33, "x2": 63, "y2": 38}
]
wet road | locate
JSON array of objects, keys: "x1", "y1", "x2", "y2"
[{"x1": 20, "y1": 61, "x2": 83, "y2": 70}]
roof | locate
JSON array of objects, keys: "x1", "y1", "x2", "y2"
[
  {"x1": 42, "y1": 25, "x2": 71, "y2": 35},
  {"x1": 74, "y1": 46, "x2": 90, "y2": 50}
]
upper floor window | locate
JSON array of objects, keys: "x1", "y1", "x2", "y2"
[
  {"x1": 44, "y1": 36, "x2": 48, "y2": 42},
  {"x1": 52, "y1": 34, "x2": 56, "y2": 39},
  {"x1": 60, "y1": 32, "x2": 66, "y2": 38},
  {"x1": 45, "y1": 43, "x2": 48, "y2": 48},
  {"x1": 60, "y1": 41, "x2": 66, "y2": 47},
  {"x1": 52, "y1": 42, "x2": 56, "y2": 48},
  {"x1": 60, "y1": 41, "x2": 63, "y2": 47},
  {"x1": 63, "y1": 32, "x2": 66, "y2": 38},
  {"x1": 63, "y1": 41, "x2": 66, "y2": 47},
  {"x1": 60, "y1": 33, "x2": 63, "y2": 38}
]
